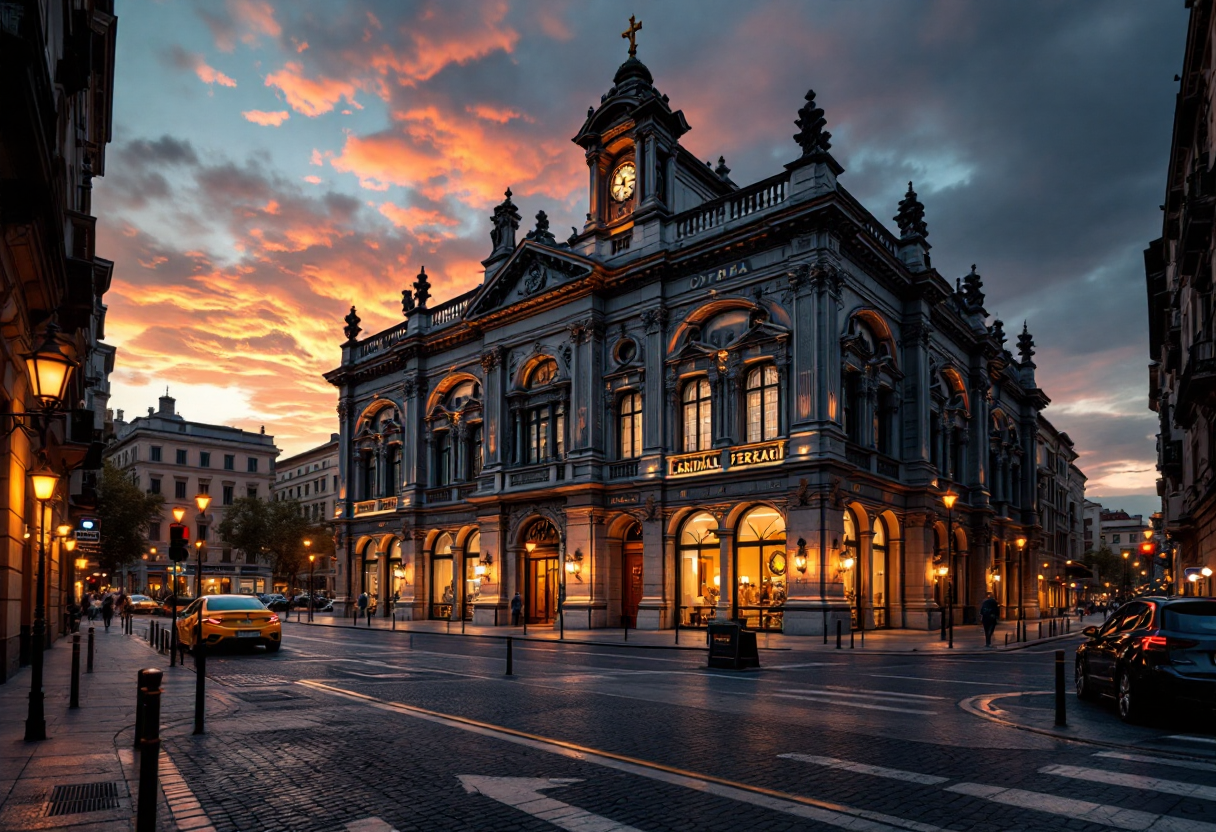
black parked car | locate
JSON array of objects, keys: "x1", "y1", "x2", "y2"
[
  {"x1": 1075, "y1": 596, "x2": 1216, "y2": 723},
  {"x1": 263, "y1": 594, "x2": 290, "y2": 612}
]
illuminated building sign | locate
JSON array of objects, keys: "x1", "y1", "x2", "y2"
[
  {"x1": 687, "y1": 259, "x2": 751, "y2": 291},
  {"x1": 668, "y1": 441, "x2": 785, "y2": 478}
]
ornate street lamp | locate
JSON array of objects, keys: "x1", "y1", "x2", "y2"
[
  {"x1": 194, "y1": 494, "x2": 210, "y2": 600},
  {"x1": 304, "y1": 539, "x2": 313, "y2": 622},
  {"x1": 24, "y1": 463, "x2": 59, "y2": 741},
  {"x1": 941, "y1": 492, "x2": 957, "y2": 646},
  {"x1": 24, "y1": 325, "x2": 75, "y2": 410}
]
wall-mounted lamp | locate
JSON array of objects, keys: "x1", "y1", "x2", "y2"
[
  {"x1": 841, "y1": 556, "x2": 855, "y2": 571},
  {"x1": 64, "y1": 538, "x2": 76, "y2": 553},
  {"x1": 936, "y1": 565, "x2": 949, "y2": 577},
  {"x1": 992, "y1": 573, "x2": 1001, "y2": 582},
  {"x1": 525, "y1": 541, "x2": 537, "y2": 554},
  {"x1": 1203, "y1": 566, "x2": 1214, "y2": 577},
  {"x1": 565, "y1": 548, "x2": 584, "y2": 580},
  {"x1": 794, "y1": 537, "x2": 808, "y2": 574},
  {"x1": 56, "y1": 523, "x2": 72, "y2": 538},
  {"x1": 712, "y1": 574, "x2": 720, "y2": 587},
  {"x1": 473, "y1": 563, "x2": 487, "y2": 578}
]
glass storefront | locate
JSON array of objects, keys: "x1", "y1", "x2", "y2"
[
  {"x1": 843, "y1": 510, "x2": 860, "y2": 626},
  {"x1": 362, "y1": 541, "x2": 379, "y2": 609},
  {"x1": 870, "y1": 518, "x2": 888, "y2": 628},
  {"x1": 678, "y1": 513, "x2": 720, "y2": 626},
  {"x1": 735, "y1": 507, "x2": 786, "y2": 631},
  {"x1": 464, "y1": 531, "x2": 481, "y2": 620},
  {"x1": 431, "y1": 533, "x2": 454, "y2": 619},
  {"x1": 388, "y1": 538, "x2": 404, "y2": 606}
]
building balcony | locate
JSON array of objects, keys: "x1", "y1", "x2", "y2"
[
  {"x1": 608, "y1": 460, "x2": 640, "y2": 480},
  {"x1": 1175, "y1": 338, "x2": 1216, "y2": 426},
  {"x1": 423, "y1": 483, "x2": 478, "y2": 505}
]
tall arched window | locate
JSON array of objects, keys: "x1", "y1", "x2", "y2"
[
  {"x1": 463, "y1": 531, "x2": 481, "y2": 621},
  {"x1": 678, "y1": 512, "x2": 720, "y2": 626},
  {"x1": 522, "y1": 358, "x2": 563, "y2": 464},
  {"x1": 618, "y1": 392, "x2": 642, "y2": 459},
  {"x1": 736, "y1": 506, "x2": 786, "y2": 631},
  {"x1": 431, "y1": 533, "x2": 454, "y2": 619},
  {"x1": 434, "y1": 432, "x2": 451, "y2": 486},
  {"x1": 746, "y1": 364, "x2": 779, "y2": 443},
  {"x1": 386, "y1": 444, "x2": 401, "y2": 494},
  {"x1": 682, "y1": 378, "x2": 712, "y2": 452},
  {"x1": 871, "y1": 518, "x2": 888, "y2": 628},
  {"x1": 843, "y1": 509, "x2": 861, "y2": 623}
]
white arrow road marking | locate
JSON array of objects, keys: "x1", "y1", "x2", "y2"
[
  {"x1": 344, "y1": 819, "x2": 399, "y2": 832},
  {"x1": 778, "y1": 754, "x2": 949, "y2": 785},
  {"x1": 1040, "y1": 764, "x2": 1216, "y2": 802},
  {"x1": 458, "y1": 776, "x2": 643, "y2": 831}
]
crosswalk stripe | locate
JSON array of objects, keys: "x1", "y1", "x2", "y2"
[
  {"x1": 778, "y1": 686, "x2": 946, "y2": 701},
  {"x1": 771, "y1": 693, "x2": 937, "y2": 715},
  {"x1": 778, "y1": 754, "x2": 949, "y2": 785},
  {"x1": 1040, "y1": 764, "x2": 1216, "y2": 802},
  {"x1": 1165, "y1": 735, "x2": 1216, "y2": 745},
  {"x1": 1095, "y1": 752, "x2": 1216, "y2": 774},
  {"x1": 946, "y1": 782, "x2": 1216, "y2": 832}
]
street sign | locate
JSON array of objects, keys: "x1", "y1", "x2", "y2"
[{"x1": 74, "y1": 530, "x2": 100, "y2": 542}]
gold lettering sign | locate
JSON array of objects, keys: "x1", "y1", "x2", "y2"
[
  {"x1": 728, "y1": 441, "x2": 785, "y2": 470},
  {"x1": 669, "y1": 451, "x2": 721, "y2": 478},
  {"x1": 688, "y1": 259, "x2": 751, "y2": 291}
]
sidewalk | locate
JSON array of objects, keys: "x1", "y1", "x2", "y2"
[
  {"x1": 290, "y1": 609, "x2": 1099, "y2": 655},
  {"x1": 0, "y1": 620, "x2": 238, "y2": 831}
]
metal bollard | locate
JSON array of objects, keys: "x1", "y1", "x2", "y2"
[
  {"x1": 860, "y1": 626, "x2": 865, "y2": 647},
  {"x1": 836, "y1": 619, "x2": 842, "y2": 649},
  {"x1": 87, "y1": 627, "x2": 95, "y2": 673},
  {"x1": 1004, "y1": 632, "x2": 1009, "y2": 648},
  {"x1": 505, "y1": 637, "x2": 514, "y2": 676},
  {"x1": 392, "y1": 611, "x2": 396, "y2": 630},
  {"x1": 193, "y1": 640, "x2": 206, "y2": 735},
  {"x1": 70, "y1": 634, "x2": 81, "y2": 709},
  {"x1": 850, "y1": 626, "x2": 855, "y2": 649},
  {"x1": 135, "y1": 669, "x2": 163, "y2": 832},
  {"x1": 133, "y1": 672, "x2": 146, "y2": 750},
  {"x1": 1038, "y1": 621, "x2": 1043, "y2": 640},
  {"x1": 1054, "y1": 650, "x2": 1067, "y2": 727}
]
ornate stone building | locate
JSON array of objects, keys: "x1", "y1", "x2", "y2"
[
  {"x1": 326, "y1": 36, "x2": 1079, "y2": 634},
  {"x1": 1146, "y1": 0, "x2": 1216, "y2": 597}
]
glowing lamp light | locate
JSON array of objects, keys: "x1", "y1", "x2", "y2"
[
  {"x1": 172, "y1": 507, "x2": 186, "y2": 523},
  {"x1": 525, "y1": 541, "x2": 537, "y2": 553},
  {"x1": 937, "y1": 566, "x2": 949, "y2": 576},
  {"x1": 64, "y1": 538, "x2": 76, "y2": 552},
  {"x1": 195, "y1": 493, "x2": 212, "y2": 514},
  {"x1": 56, "y1": 523, "x2": 72, "y2": 538},
  {"x1": 30, "y1": 465, "x2": 59, "y2": 501},
  {"x1": 793, "y1": 553, "x2": 808, "y2": 573},
  {"x1": 739, "y1": 575, "x2": 750, "y2": 585},
  {"x1": 1188, "y1": 573, "x2": 1201, "y2": 583},
  {"x1": 1038, "y1": 574, "x2": 1045, "y2": 580},
  {"x1": 474, "y1": 564, "x2": 487, "y2": 577},
  {"x1": 24, "y1": 324, "x2": 76, "y2": 409},
  {"x1": 712, "y1": 575, "x2": 720, "y2": 587},
  {"x1": 565, "y1": 560, "x2": 578, "y2": 574},
  {"x1": 75, "y1": 558, "x2": 87, "y2": 570},
  {"x1": 942, "y1": 493, "x2": 958, "y2": 510},
  {"x1": 309, "y1": 554, "x2": 315, "y2": 563},
  {"x1": 1015, "y1": 537, "x2": 1027, "y2": 549},
  {"x1": 1203, "y1": 566, "x2": 1214, "y2": 578},
  {"x1": 842, "y1": 557, "x2": 856, "y2": 570},
  {"x1": 992, "y1": 574, "x2": 1001, "y2": 582}
]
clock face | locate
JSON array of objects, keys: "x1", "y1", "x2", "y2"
[{"x1": 610, "y1": 163, "x2": 636, "y2": 203}]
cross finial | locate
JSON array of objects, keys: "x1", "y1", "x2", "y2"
[{"x1": 622, "y1": 15, "x2": 642, "y2": 57}]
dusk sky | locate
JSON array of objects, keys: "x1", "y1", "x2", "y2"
[{"x1": 95, "y1": 0, "x2": 1187, "y2": 518}]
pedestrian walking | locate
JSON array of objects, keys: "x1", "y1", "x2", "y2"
[
  {"x1": 100, "y1": 593, "x2": 114, "y2": 631},
  {"x1": 356, "y1": 591, "x2": 369, "y2": 626},
  {"x1": 510, "y1": 591, "x2": 523, "y2": 626},
  {"x1": 980, "y1": 592, "x2": 999, "y2": 647}
]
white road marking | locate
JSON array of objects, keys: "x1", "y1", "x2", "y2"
[
  {"x1": 1095, "y1": 752, "x2": 1216, "y2": 774},
  {"x1": 458, "y1": 776, "x2": 645, "y2": 832},
  {"x1": 778, "y1": 687, "x2": 946, "y2": 701},
  {"x1": 772, "y1": 693, "x2": 937, "y2": 715},
  {"x1": 345, "y1": 819, "x2": 399, "y2": 832},
  {"x1": 1165, "y1": 735, "x2": 1216, "y2": 745},
  {"x1": 1040, "y1": 764, "x2": 1216, "y2": 802},
  {"x1": 302, "y1": 681, "x2": 944, "y2": 832},
  {"x1": 946, "y1": 782, "x2": 1216, "y2": 832},
  {"x1": 868, "y1": 674, "x2": 1024, "y2": 687},
  {"x1": 765, "y1": 662, "x2": 842, "y2": 670},
  {"x1": 778, "y1": 753, "x2": 949, "y2": 785}
]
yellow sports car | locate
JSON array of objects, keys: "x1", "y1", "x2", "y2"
[{"x1": 176, "y1": 594, "x2": 281, "y2": 653}]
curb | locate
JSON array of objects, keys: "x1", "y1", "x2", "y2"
[{"x1": 958, "y1": 690, "x2": 1214, "y2": 761}]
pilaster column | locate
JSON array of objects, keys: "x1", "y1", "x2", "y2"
[
  {"x1": 480, "y1": 348, "x2": 504, "y2": 469},
  {"x1": 642, "y1": 306, "x2": 668, "y2": 454},
  {"x1": 635, "y1": 514, "x2": 669, "y2": 630},
  {"x1": 901, "y1": 511, "x2": 940, "y2": 630}
]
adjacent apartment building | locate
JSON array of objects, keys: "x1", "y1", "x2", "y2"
[
  {"x1": 1146, "y1": 0, "x2": 1216, "y2": 596},
  {"x1": 271, "y1": 434, "x2": 340, "y2": 593},
  {"x1": 106, "y1": 394, "x2": 278, "y2": 596}
]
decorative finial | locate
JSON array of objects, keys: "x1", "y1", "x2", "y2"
[
  {"x1": 894, "y1": 180, "x2": 928, "y2": 240},
  {"x1": 622, "y1": 15, "x2": 642, "y2": 58},
  {"x1": 524, "y1": 210, "x2": 557, "y2": 246},
  {"x1": 401, "y1": 287, "x2": 415, "y2": 316},
  {"x1": 1018, "y1": 321, "x2": 1036, "y2": 364},
  {"x1": 793, "y1": 89, "x2": 832, "y2": 156},
  {"x1": 989, "y1": 318, "x2": 1006, "y2": 348},
  {"x1": 962, "y1": 264, "x2": 985, "y2": 315},
  {"x1": 489, "y1": 188, "x2": 521, "y2": 255},
  {"x1": 414, "y1": 266, "x2": 431, "y2": 310},
  {"x1": 343, "y1": 306, "x2": 361, "y2": 343},
  {"x1": 714, "y1": 156, "x2": 731, "y2": 178}
]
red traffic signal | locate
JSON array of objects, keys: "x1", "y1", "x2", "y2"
[
  {"x1": 1139, "y1": 541, "x2": 1155, "y2": 556},
  {"x1": 169, "y1": 523, "x2": 189, "y2": 562}
]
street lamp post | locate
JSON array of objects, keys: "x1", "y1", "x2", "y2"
[
  {"x1": 306, "y1": 540, "x2": 314, "y2": 623},
  {"x1": 24, "y1": 464, "x2": 59, "y2": 741},
  {"x1": 941, "y1": 492, "x2": 957, "y2": 645},
  {"x1": 1122, "y1": 551, "x2": 1130, "y2": 598}
]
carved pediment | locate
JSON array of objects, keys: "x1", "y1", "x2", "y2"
[{"x1": 464, "y1": 244, "x2": 594, "y2": 320}]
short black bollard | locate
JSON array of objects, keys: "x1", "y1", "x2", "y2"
[
  {"x1": 1038, "y1": 621, "x2": 1043, "y2": 640},
  {"x1": 836, "y1": 619, "x2": 842, "y2": 649},
  {"x1": 367, "y1": 608, "x2": 372, "y2": 627},
  {"x1": 391, "y1": 611, "x2": 396, "y2": 630},
  {"x1": 860, "y1": 626, "x2": 865, "y2": 647},
  {"x1": 505, "y1": 637, "x2": 514, "y2": 676},
  {"x1": 1066, "y1": 617, "x2": 1071, "y2": 634},
  {"x1": 1054, "y1": 649, "x2": 1067, "y2": 727},
  {"x1": 1004, "y1": 632, "x2": 1009, "y2": 648},
  {"x1": 70, "y1": 634, "x2": 81, "y2": 709},
  {"x1": 193, "y1": 640, "x2": 206, "y2": 735},
  {"x1": 87, "y1": 627, "x2": 95, "y2": 673},
  {"x1": 850, "y1": 626, "x2": 855, "y2": 649},
  {"x1": 136, "y1": 669, "x2": 163, "y2": 832}
]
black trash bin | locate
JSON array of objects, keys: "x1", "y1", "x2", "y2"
[{"x1": 707, "y1": 622, "x2": 760, "y2": 669}]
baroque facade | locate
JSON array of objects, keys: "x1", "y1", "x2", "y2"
[
  {"x1": 1146, "y1": 0, "x2": 1216, "y2": 595},
  {"x1": 327, "y1": 39, "x2": 1080, "y2": 634},
  {"x1": 1, "y1": 0, "x2": 117, "y2": 680}
]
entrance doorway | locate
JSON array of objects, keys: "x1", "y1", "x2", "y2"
[
  {"x1": 527, "y1": 557, "x2": 558, "y2": 623},
  {"x1": 622, "y1": 523, "x2": 643, "y2": 627}
]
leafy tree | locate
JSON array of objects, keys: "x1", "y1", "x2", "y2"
[
  {"x1": 1082, "y1": 545, "x2": 1122, "y2": 586},
  {"x1": 218, "y1": 496, "x2": 333, "y2": 589},
  {"x1": 96, "y1": 461, "x2": 164, "y2": 575}
]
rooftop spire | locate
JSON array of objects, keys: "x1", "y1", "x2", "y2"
[
  {"x1": 793, "y1": 89, "x2": 832, "y2": 157},
  {"x1": 1018, "y1": 321, "x2": 1036, "y2": 365},
  {"x1": 343, "y1": 306, "x2": 361, "y2": 344},
  {"x1": 962, "y1": 264, "x2": 985, "y2": 315},
  {"x1": 622, "y1": 15, "x2": 642, "y2": 58},
  {"x1": 413, "y1": 266, "x2": 431, "y2": 310},
  {"x1": 894, "y1": 181, "x2": 928, "y2": 240}
]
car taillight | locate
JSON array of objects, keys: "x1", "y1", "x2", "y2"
[{"x1": 1140, "y1": 635, "x2": 1168, "y2": 650}]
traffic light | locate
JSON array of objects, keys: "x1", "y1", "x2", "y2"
[
  {"x1": 169, "y1": 523, "x2": 189, "y2": 562},
  {"x1": 1139, "y1": 540, "x2": 1155, "y2": 557}
]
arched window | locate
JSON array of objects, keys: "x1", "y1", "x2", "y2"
[
  {"x1": 682, "y1": 378, "x2": 712, "y2": 452},
  {"x1": 386, "y1": 444, "x2": 401, "y2": 494},
  {"x1": 843, "y1": 509, "x2": 861, "y2": 620},
  {"x1": 434, "y1": 432, "x2": 451, "y2": 486},
  {"x1": 678, "y1": 513, "x2": 720, "y2": 626},
  {"x1": 528, "y1": 359, "x2": 557, "y2": 388},
  {"x1": 518, "y1": 358, "x2": 564, "y2": 465},
  {"x1": 618, "y1": 392, "x2": 642, "y2": 459},
  {"x1": 431, "y1": 533, "x2": 454, "y2": 620},
  {"x1": 464, "y1": 531, "x2": 481, "y2": 620},
  {"x1": 736, "y1": 506, "x2": 786, "y2": 631},
  {"x1": 843, "y1": 371, "x2": 862, "y2": 444},
  {"x1": 871, "y1": 518, "x2": 888, "y2": 628},
  {"x1": 746, "y1": 364, "x2": 780, "y2": 443}
]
